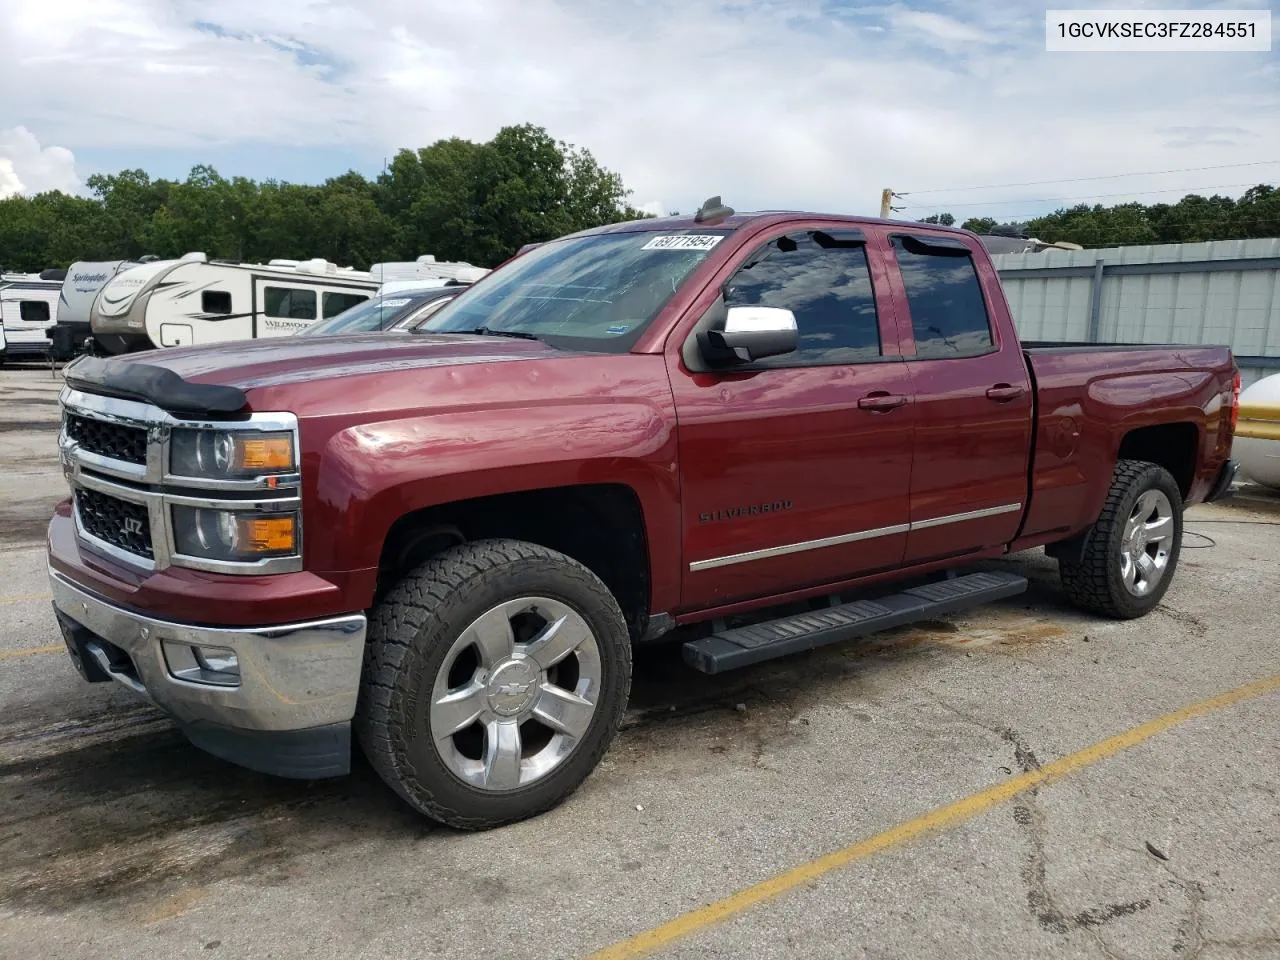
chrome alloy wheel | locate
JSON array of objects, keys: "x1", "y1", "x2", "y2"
[
  {"x1": 430, "y1": 597, "x2": 602, "y2": 793},
  {"x1": 1119, "y1": 489, "x2": 1175, "y2": 597}
]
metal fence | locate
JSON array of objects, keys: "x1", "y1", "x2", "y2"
[{"x1": 991, "y1": 237, "x2": 1280, "y2": 386}]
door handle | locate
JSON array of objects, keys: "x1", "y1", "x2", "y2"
[
  {"x1": 857, "y1": 392, "x2": 909, "y2": 412},
  {"x1": 985, "y1": 383, "x2": 1026, "y2": 402}
]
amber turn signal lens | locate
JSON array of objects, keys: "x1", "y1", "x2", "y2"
[
  {"x1": 236, "y1": 435, "x2": 295, "y2": 471},
  {"x1": 238, "y1": 516, "x2": 297, "y2": 553}
]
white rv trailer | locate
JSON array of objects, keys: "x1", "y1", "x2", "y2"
[
  {"x1": 368, "y1": 254, "x2": 490, "y2": 285},
  {"x1": 0, "y1": 272, "x2": 62, "y2": 361},
  {"x1": 89, "y1": 253, "x2": 380, "y2": 352},
  {"x1": 51, "y1": 259, "x2": 145, "y2": 358}
]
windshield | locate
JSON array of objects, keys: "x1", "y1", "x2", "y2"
[
  {"x1": 300, "y1": 293, "x2": 436, "y2": 336},
  {"x1": 418, "y1": 229, "x2": 732, "y2": 350}
]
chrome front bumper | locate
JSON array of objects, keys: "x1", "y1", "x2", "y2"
[{"x1": 49, "y1": 568, "x2": 366, "y2": 733}]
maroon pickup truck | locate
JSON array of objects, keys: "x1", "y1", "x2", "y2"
[{"x1": 48, "y1": 199, "x2": 1240, "y2": 829}]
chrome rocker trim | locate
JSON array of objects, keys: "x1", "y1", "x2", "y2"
[{"x1": 690, "y1": 503, "x2": 1024, "y2": 572}]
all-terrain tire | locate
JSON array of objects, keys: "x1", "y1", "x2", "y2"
[
  {"x1": 355, "y1": 539, "x2": 632, "y2": 830},
  {"x1": 1058, "y1": 459, "x2": 1183, "y2": 619}
]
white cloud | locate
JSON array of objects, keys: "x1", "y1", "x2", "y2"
[
  {"x1": 0, "y1": 0, "x2": 1277, "y2": 218},
  {"x1": 0, "y1": 126, "x2": 82, "y2": 198},
  {"x1": 0, "y1": 159, "x2": 23, "y2": 199},
  {"x1": 891, "y1": 10, "x2": 992, "y2": 46}
]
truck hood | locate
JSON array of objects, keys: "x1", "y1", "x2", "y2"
[{"x1": 117, "y1": 332, "x2": 560, "y2": 392}]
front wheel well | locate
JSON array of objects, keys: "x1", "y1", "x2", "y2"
[{"x1": 376, "y1": 484, "x2": 651, "y2": 641}]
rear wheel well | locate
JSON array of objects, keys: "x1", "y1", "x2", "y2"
[
  {"x1": 377, "y1": 484, "x2": 651, "y2": 641},
  {"x1": 1117, "y1": 422, "x2": 1199, "y2": 498}
]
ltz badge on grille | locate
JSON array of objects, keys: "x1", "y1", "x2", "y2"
[{"x1": 122, "y1": 517, "x2": 145, "y2": 537}]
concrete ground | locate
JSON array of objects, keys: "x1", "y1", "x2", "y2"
[{"x1": 0, "y1": 362, "x2": 1276, "y2": 960}]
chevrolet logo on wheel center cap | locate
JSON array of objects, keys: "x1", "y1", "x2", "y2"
[{"x1": 486, "y1": 658, "x2": 539, "y2": 716}]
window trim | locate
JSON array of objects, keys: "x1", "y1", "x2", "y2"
[
  {"x1": 888, "y1": 232, "x2": 998, "y2": 362},
  {"x1": 201, "y1": 290, "x2": 233, "y2": 315},
  {"x1": 19, "y1": 300, "x2": 52, "y2": 324},
  {"x1": 321, "y1": 290, "x2": 372, "y2": 320},
  {"x1": 711, "y1": 228, "x2": 890, "y2": 371},
  {"x1": 262, "y1": 285, "x2": 319, "y2": 322},
  {"x1": 399, "y1": 295, "x2": 459, "y2": 330}
]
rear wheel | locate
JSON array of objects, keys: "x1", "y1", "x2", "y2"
[
  {"x1": 356, "y1": 539, "x2": 632, "y2": 830},
  {"x1": 1058, "y1": 460, "x2": 1183, "y2": 619}
]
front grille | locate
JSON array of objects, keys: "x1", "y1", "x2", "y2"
[
  {"x1": 75, "y1": 489, "x2": 154, "y2": 560},
  {"x1": 65, "y1": 413, "x2": 148, "y2": 466}
]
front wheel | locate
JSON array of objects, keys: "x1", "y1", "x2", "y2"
[
  {"x1": 356, "y1": 539, "x2": 632, "y2": 830},
  {"x1": 1058, "y1": 459, "x2": 1183, "y2": 619}
]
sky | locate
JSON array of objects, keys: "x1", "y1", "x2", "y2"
[{"x1": 1, "y1": 0, "x2": 1278, "y2": 221}]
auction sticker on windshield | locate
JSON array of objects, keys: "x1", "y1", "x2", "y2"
[{"x1": 641, "y1": 234, "x2": 724, "y2": 251}]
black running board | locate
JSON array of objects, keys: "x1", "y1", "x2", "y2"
[{"x1": 682, "y1": 571, "x2": 1028, "y2": 674}]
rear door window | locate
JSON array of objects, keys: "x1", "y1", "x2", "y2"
[{"x1": 892, "y1": 236, "x2": 993, "y2": 359}]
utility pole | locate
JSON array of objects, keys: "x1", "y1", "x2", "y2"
[{"x1": 879, "y1": 188, "x2": 895, "y2": 219}]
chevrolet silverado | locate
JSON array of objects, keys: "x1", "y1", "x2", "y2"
[{"x1": 49, "y1": 199, "x2": 1239, "y2": 829}]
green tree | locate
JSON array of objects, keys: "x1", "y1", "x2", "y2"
[
  {"x1": 86, "y1": 169, "x2": 170, "y2": 258},
  {"x1": 378, "y1": 123, "x2": 645, "y2": 265},
  {"x1": 1232, "y1": 184, "x2": 1280, "y2": 238},
  {"x1": 1028, "y1": 203, "x2": 1158, "y2": 247},
  {"x1": 311, "y1": 173, "x2": 400, "y2": 266},
  {"x1": 2, "y1": 156, "x2": 1276, "y2": 272},
  {"x1": 0, "y1": 124, "x2": 648, "y2": 272},
  {"x1": 0, "y1": 192, "x2": 108, "y2": 270},
  {"x1": 961, "y1": 216, "x2": 997, "y2": 234}
]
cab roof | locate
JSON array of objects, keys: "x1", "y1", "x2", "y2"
[{"x1": 571, "y1": 209, "x2": 976, "y2": 240}]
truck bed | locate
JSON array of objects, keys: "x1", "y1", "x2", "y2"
[{"x1": 1016, "y1": 341, "x2": 1236, "y2": 546}]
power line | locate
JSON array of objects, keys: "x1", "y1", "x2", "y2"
[
  {"x1": 970, "y1": 213, "x2": 1280, "y2": 227},
  {"x1": 908, "y1": 212, "x2": 1280, "y2": 231},
  {"x1": 907, "y1": 181, "x2": 1272, "y2": 210},
  {"x1": 899, "y1": 159, "x2": 1280, "y2": 196},
  {"x1": 906, "y1": 208, "x2": 1280, "y2": 226}
]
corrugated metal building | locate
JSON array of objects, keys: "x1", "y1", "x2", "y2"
[{"x1": 991, "y1": 237, "x2": 1280, "y2": 386}]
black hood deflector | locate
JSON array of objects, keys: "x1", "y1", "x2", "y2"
[{"x1": 65, "y1": 356, "x2": 248, "y2": 417}]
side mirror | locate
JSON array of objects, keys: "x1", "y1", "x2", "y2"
[{"x1": 699, "y1": 306, "x2": 798, "y2": 366}]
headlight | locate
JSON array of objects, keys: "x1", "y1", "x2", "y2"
[
  {"x1": 172, "y1": 506, "x2": 299, "y2": 562},
  {"x1": 170, "y1": 429, "x2": 295, "y2": 478}
]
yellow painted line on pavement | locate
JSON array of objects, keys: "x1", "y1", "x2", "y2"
[
  {"x1": 0, "y1": 644, "x2": 64, "y2": 661},
  {"x1": 587, "y1": 673, "x2": 1280, "y2": 960},
  {"x1": 0, "y1": 592, "x2": 51, "y2": 606}
]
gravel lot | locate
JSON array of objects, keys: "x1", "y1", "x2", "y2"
[{"x1": 1, "y1": 362, "x2": 1277, "y2": 960}]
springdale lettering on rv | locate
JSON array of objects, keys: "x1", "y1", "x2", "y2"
[{"x1": 48, "y1": 199, "x2": 1240, "y2": 830}]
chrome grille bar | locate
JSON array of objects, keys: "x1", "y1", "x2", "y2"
[{"x1": 58, "y1": 387, "x2": 303, "y2": 575}]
